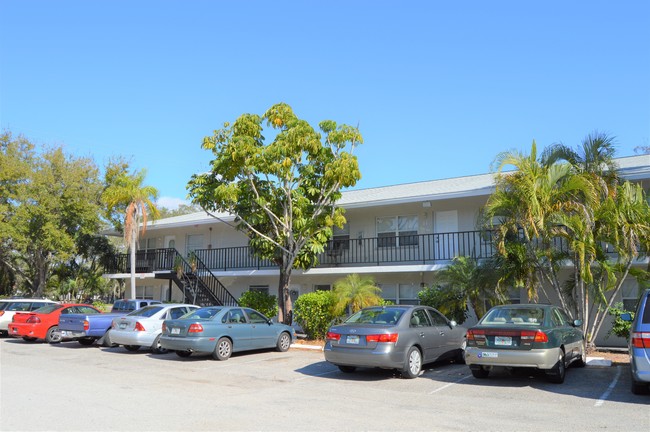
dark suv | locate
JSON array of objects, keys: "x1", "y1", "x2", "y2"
[{"x1": 622, "y1": 288, "x2": 650, "y2": 394}]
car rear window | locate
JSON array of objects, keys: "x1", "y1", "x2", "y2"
[
  {"x1": 33, "y1": 304, "x2": 63, "y2": 314},
  {"x1": 345, "y1": 308, "x2": 405, "y2": 325},
  {"x1": 127, "y1": 306, "x2": 164, "y2": 318},
  {"x1": 641, "y1": 295, "x2": 650, "y2": 324},
  {"x1": 481, "y1": 307, "x2": 545, "y2": 326},
  {"x1": 185, "y1": 308, "x2": 222, "y2": 320}
]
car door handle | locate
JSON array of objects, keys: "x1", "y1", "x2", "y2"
[{"x1": 419, "y1": 332, "x2": 425, "y2": 337}]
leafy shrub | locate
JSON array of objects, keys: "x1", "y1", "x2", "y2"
[
  {"x1": 418, "y1": 285, "x2": 468, "y2": 324},
  {"x1": 239, "y1": 290, "x2": 279, "y2": 319},
  {"x1": 92, "y1": 300, "x2": 109, "y2": 312},
  {"x1": 293, "y1": 290, "x2": 337, "y2": 340},
  {"x1": 607, "y1": 302, "x2": 634, "y2": 341}
]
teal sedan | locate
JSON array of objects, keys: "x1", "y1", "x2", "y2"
[
  {"x1": 465, "y1": 304, "x2": 586, "y2": 383},
  {"x1": 160, "y1": 306, "x2": 295, "y2": 360}
]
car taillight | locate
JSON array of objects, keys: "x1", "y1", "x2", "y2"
[
  {"x1": 631, "y1": 332, "x2": 650, "y2": 349},
  {"x1": 520, "y1": 330, "x2": 548, "y2": 343},
  {"x1": 26, "y1": 315, "x2": 41, "y2": 324},
  {"x1": 326, "y1": 332, "x2": 341, "y2": 341},
  {"x1": 188, "y1": 324, "x2": 203, "y2": 333},
  {"x1": 0, "y1": 311, "x2": 5, "y2": 317},
  {"x1": 83, "y1": 320, "x2": 90, "y2": 331},
  {"x1": 162, "y1": 323, "x2": 167, "y2": 333},
  {"x1": 134, "y1": 322, "x2": 145, "y2": 332},
  {"x1": 467, "y1": 329, "x2": 486, "y2": 346},
  {"x1": 366, "y1": 333, "x2": 399, "y2": 343}
]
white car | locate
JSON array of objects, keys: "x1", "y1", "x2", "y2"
[
  {"x1": 110, "y1": 303, "x2": 199, "y2": 353},
  {"x1": 0, "y1": 299, "x2": 58, "y2": 335}
]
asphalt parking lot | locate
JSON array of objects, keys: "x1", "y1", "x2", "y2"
[{"x1": 1, "y1": 338, "x2": 648, "y2": 431}]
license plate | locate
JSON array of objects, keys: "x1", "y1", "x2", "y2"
[
  {"x1": 171, "y1": 328, "x2": 180, "y2": 335},
  {"x1": 346, "y1": 335, "x2": 360, "y2": 344},
  {"x1": 495, "y1": 336, "x2": 512, "y2": 346},
  {"x1": 480, "y1": 352, "x2": 498, "y2": 358},
  {"x1": 119, "y1": 323, "x2": 127, "y2": 329}
]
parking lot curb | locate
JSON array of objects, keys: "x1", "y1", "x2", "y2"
[
  {"x1": 290, "y1": 343, "x2": 324, "y2": 351},
  {"x1": 586, "y1": 357, "x2": 612, "y2": 367}
]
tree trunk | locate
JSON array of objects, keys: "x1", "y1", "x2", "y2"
[
  {"x1": 129, "y1": 233, "x2": 136, "y2": 300},
  {"x1": 277, "y1": 260, "x2": 295, "y2": 323}
]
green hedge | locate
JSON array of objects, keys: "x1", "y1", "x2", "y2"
[
  {"x1": 238, "y1": 290, "x2": 279, "y2": 319},
  {"x1": 293, "y1": 290, "x2": 337, "y2": 340}
]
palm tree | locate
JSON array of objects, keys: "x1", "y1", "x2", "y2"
[
  {"x1": 332, "y1": 274, "x2": 383, "y2": 316},
  {"x1": 102, "y1": 168, "x2": 159, "y2": 300}
]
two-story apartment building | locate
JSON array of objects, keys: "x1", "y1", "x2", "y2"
[{"x1": 103, "y1": 154, "x2": 649, "y2": 346}]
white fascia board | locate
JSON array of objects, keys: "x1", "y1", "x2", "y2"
[{"x1": 341, "y1": 186, "x2": 495, "y2": 209}]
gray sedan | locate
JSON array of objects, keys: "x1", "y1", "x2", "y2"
[
  {"x1": 160, "y1": 306, "x2": 296, "y2": 360},
  {"x1": 324, "y1": 305, "x2": 467, "y2": 378}
]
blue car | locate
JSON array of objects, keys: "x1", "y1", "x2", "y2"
[
  {"x1": 160, "y1": 306, "x2": 295, "y2": 360},
  {"x1": 622, "y1": 288, "x2": 650, "y2": 394}
]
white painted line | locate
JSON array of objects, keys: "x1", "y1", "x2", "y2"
[
  {"x1": 594, "y1": 365, "x2": 622, "y2": 407},
  {"x1": 429, "y1": 375, "x2": 472, "y2": 394}
]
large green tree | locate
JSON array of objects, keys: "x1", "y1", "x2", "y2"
[
  {"x1": 0, "y1": 131, "x2": 105, "y2": 296},
  {"x1": 102, "y1": 159, "x2": 159, "y2": 300},
  {"x1": 187, "y1": 103, "x2": 362, "y2": 321},
  {"x1": 483, "y1": 135, "x2": 649, "y2": 346}
]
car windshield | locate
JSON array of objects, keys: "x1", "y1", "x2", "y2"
[
  {"x1": 127, "y1": 306, "x2": 164, "y2": 318},
  {"x1": 344, "y1": 308, "x2": 404, "y2": 325},
  {"x1": 184, "y1": 308, "x2": 222, "y2": 320},
  {"x1": 33, "y1": 304, "x2": 63, "y2": 314},
  {"x1": 481, "y1": 307, "x2": 545, "y2": 326}
]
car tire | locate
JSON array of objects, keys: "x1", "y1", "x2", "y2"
[
  {"x1": 573, "y1": 343, "x2": 587, "y2": 368},
  {"x1": 124, "y1": 345, "x2": 140, "y2": 352},
  {"x1": 471, "y1": 367, "x2": 489, "y2": 379},
  {"x1": 45, "y1": 326, "x2": 62, "y2": 344},
  {"x1": 175, "y1": 350, "x2": 192, "y2": 358},
  {"x1": 276, "y1": 332, "x2": 291, "y2": 352},
  {"x1": 101, "y1": 330, "x2": 117, "y2": 348},
  {"x1": 78, "y1": 337, "x2": 95, "y2": 346},
  {"x1": 151, "y1": 334, "x2": 168, "y2": 354},
  {"x1": 338, "y1": 365, "x2": 356, "y2": 373},
  {"x1": 213, "y1": 337, "x2": 232, "y2": 361},
  {"x1": 402, "y1": 346, "x2": 422, "y2": 379},
  {"x1": 546, "y1": 349, "x2": 566, "y2": 384},
  {"x1": 22, "y1": 336, "x2": 37, "y2": 342},
  {"x1": 630, "y1": 370, "x2": 648, "y2": 395}
]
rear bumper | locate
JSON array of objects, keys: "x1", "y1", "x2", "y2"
[
  {"x1": 159, "y1": 335, "x2": 216, "y2": 353},
  {"x1": 630, "y1": 348, "x2": 650, "y2": 383},
  {"x1": 8, "y1": 323, "x2": 41, "y2": 339},
  {"x1": 110, "y1": 330, "x2": 157, "y2": 347},
  {"x1": 465, "y1": 346, "x2": 560, "y2": 370},
  {"x1": 323, "y1": 342, "x2": 407, "y2": 369}
]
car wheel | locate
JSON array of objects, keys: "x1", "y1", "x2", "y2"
[
  {"x1": 101, "y1": 330, "x2": 117, "y2": 348},
  {"x1": 212, "y1": 337, "x2": 232, "y2": 361},
  {"x1": 151, "y1": 334, "x2": 168, "y2": 354},
  {"x1": 45, "y1": 326, "x2": 62, "y2": 344},
  {"x1": 471, "y1": 366, "x2": 489, "y2": 379},
  {"x1": 338, "y1": 365, "x2": 356, "y2": 373},
  {"x1": 631, "y1": 370, "x2": 648, "y2": 395},
  {"x1": 402, "y1": 346, "x2": 422, "y2": 379},
  {"x1": 456, "y1": 340, "x2": 467, "y2": 364},
  {"x1": 546, "y1": 349, "x2": 566, "y2": 384},
  {"x1": 573, "y1": 343, "x2": 587, "y2": 368},
  {"x1": 22, "y1": 336, "x2": 37, "y2": 342},
  {"x1": 78, "y1": 337, "x2": 95, "y2": 346},
  {"x1": 276, "y1": 332, "x2": 291, "y2": 352},
  {"x1": 124, "y1": 345, "x2": 140, "y2": 352},
  {"x1": 175, "y1": 350, "x2": 192, "y2": 358}
]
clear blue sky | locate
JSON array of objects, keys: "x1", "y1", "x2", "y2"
[{"x1": 2, "y1": 1, "x2": 649, "y2": 209}]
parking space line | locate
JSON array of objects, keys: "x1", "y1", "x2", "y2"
[
  {"x1": 594, "y1": 365, "x2": 622, "y2": 407},
  {"x1": 428, "y1": 375, "x2": 471, "y2": 394}
]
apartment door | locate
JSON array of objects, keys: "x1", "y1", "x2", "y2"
[{"x1": 434, "y1": 210, "x2": 458, "y2": 260}]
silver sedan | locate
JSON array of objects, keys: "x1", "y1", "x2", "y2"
[
  {"x1": 110, "y1": 304, "x2": 199, "y2": 353},
  {"x1": 324, "y1": 305, "x2": 467, "y2": 378}
]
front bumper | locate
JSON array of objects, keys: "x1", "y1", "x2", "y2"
[
  {"x1": 323, "y1": 342, "x2": 407, "y2": 369},
  {"x1": 465, "y1": 346, "x2": 560, "y2": 370}
]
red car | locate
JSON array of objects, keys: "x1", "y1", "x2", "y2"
[{"x1": 8, "y1": 303, "x2": 101, "y2": 343}]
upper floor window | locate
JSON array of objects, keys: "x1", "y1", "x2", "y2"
[
  {"x1": 377, "y1": 216, "x2": 418, "y2": 247},
  {"x1": 328, "y1": 225, "x2": 350, "y2": 251}
]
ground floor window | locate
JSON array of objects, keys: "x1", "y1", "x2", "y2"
[
  {"x1": 136, "y1": 286, "x2": 154, "y2": 300},
  {"x1": 249, "y1": 285, "x2": 269, "y2": 295},
  {"x1": 314, "y1": 284, "x2": 331, "y2": 291},
  {"x1": 380, "y1": 283, "x2": 420, "y2": 305}
]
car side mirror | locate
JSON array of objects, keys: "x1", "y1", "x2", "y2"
[
  {"x1": 449, "y1": 320, "x2": 457, "y2": 328},
  {"x1": 573, "y1": 319, "x2": 582, "y2": 327},
  {"x1": 620, "y1": 313, "x2": 633, "y2": 322}
]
